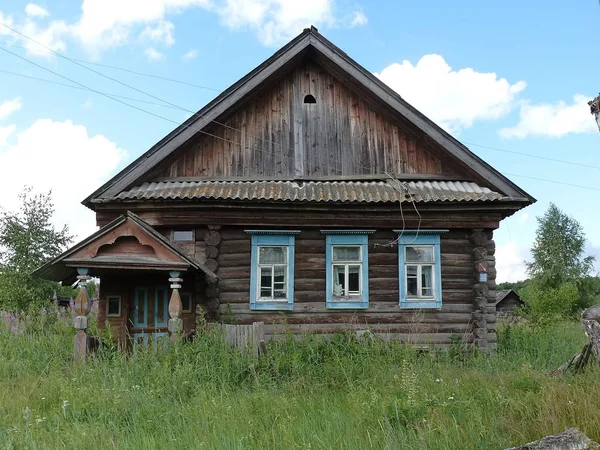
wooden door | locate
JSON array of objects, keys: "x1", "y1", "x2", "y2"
[{"x1": 131, "y1": 285, "x2": 169, "y2": 351}]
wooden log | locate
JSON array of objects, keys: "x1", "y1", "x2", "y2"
[
  {"x1": 207, "y1": 224, "x2": 222, "y2": 230},
  {"x1": 469, "y1": 231, "x2": 487, "y2": 247},
  {"x1": 205, "y1": 285, "x2": 220, "y2": 298},
  {"x1": 205, "y1": 258, "x2": 218, "y2": 273},
  {"x1": 205, "y1": 230, "x2": 221, "y2": 246},
  {"x1": 205, "y1": 245, "x2": 219, "y2": 259},
  {"x1": 207, "y1": 297, "x2": 220, "y2": 311}
]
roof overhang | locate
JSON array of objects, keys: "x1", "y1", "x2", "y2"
[
  {"x1": 33, "y1": 211, "x2": 218, "y2": 284},
  {"x1": 82, "y1": 26, "x2": 535, "y2": 209}
]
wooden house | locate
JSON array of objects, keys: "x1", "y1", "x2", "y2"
[{"x1": 35, "y1": 27, "x2": 534, "y2": 350}]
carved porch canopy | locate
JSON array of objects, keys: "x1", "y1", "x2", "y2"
[{"x1": 33, "y1": 211, "x2": 218, "y2": 284}]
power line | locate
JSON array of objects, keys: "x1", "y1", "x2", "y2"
[
  {"x1": 463, "y1": 141, "x2": 600, "y2": 172},
  {"x1": 2, "y1": 32, "x2": 599, "y2": 194},
  {"x1": 4, "y1": 25, "x2": 599, "y2": 176},
  {"x1": 0, "y1": 24, "x2": 295, "y2": 158},
  {"x1": 0, "y1": 69, "x2": 183, "y2": 110},
  {"x1": 0, "y1": 40, "x2": 222, "y2": 92},
  {"x1": 503, "y1": 173, "x2": 600, "y2": 192}
]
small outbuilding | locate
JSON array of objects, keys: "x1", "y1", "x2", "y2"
[{"x1": 495, "y1": 289, "x2": 524, "y2": 315}]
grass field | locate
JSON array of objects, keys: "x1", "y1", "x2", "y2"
[{"x1": 0, "y1": 308, "x2": 598, "y2": 450}]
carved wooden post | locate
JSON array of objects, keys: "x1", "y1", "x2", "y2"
[
  {"x1": 582, "y1": 304, "x2": 600, "y2": 364},
  {"x1": 73, "y1": 268, "x2": 92, "y2": 362},
  {"x1": 168, "y1": 271, "x2": 184, "y2": 342}
]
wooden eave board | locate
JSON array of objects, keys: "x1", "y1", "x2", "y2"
[{"x1": 32, "y1": 211, "x2": 218, "y2": 282}]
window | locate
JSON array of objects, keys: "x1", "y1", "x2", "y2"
[
  {"x1": 180, "y1": 292, "x2": 193, "y2": 313},
  {"x1": 107, "y1": 295, "x2": 121, "y2": 317},
  {"x1": 173, "y1": 230, "x2": 194, "y2": 241},
  {"x1": 322, "y1": 230, "x2": 374, "y2": 309},
  {"x1": 246, "y1": 230, "x2": 300, "y2": 310},
  {"x1": 395, "y1": 231, "x2": 445, "y2": 309}
]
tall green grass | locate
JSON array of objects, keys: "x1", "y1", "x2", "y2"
[{"x1": 0, "y1": 313, "x2": 596, "y2": 450}]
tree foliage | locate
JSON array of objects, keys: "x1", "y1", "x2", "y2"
[
  {"x1": 523, "y1": 203, "x2": 597, "y2": 321},
  {"x1": 527, "y1": 203, "x2": 594, "y2": 288},
  {"x1": 0, "y1": 188, "x2": 74, "y2": 311}
]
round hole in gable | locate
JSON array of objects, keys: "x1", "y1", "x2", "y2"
[{"x1": 304, "y1": 94, "x2": 316, "y2": 104}]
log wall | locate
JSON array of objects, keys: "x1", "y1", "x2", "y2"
[{"x1": 210, "y1": 226, "x2": 496, "y2": 347}]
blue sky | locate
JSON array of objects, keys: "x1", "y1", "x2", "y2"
[{"x1": 0, "y1": 0, "x2": 599, "y2": 282}]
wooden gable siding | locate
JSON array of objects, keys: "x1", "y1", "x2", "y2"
[
  {"x1": 155, "y1": 62, "x2": 462, "y2": 180},
  {"x1": 211, "y1": 227, "x2": 497, "y2": 346}
]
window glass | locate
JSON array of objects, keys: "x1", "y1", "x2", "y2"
[
  {"x1": 406, "y1": 246, "x2": 434, "y2": 263},
  {"x1": 333, "y1": 246, "x2": 360, "y2": 262},
  {"x1": 348, "y1": 265, "x2": 360, "y2": 293},
  {"x1": 406, "y1": 265, "x2": 418, "y2": 297},
  {"x1": 259, "y1": 246, "x2": 287, "y2": 264},
  {"x1": 107, "y1": 296, "x2": 120, "y2": 316},
  {"x1": 421, "y1": 265, "x2": 433, "y2": 297},
  {"x1": 258, "y1": 246, "x2": 288, "y2": 301},
  {"x1": 173, "y1": 230, "x2": 194, "y2": 241}
]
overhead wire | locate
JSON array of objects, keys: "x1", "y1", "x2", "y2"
[
  {"x1": 5, "y1": 23, "x2": 599, "y2": 177},
  {"x1": 0, "y1": 23, "x2": 298, "y2": 158},
  {"x1": 1, "y1": 28, "x2": 600, "y2": 194},
  {"x1": 0, "y1": 40, "x2": 222, "y2": 92},
  {"x1": 0, "y1": 69, "x2": 184, "y2": 110}
]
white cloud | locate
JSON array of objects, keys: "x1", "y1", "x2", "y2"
[
  {"x1": 496, "y1": 241, "x2": 530, "y2": 283},
  {"x1": 0, "y1": 98, "x2": 22, "y2": 120},
  {"x1": 144, "y1": 46, "x2": 165, "y2": 61},
  {"x1": 82, "y1": 98, "x2": 93, "y2": 110},
  {"x1": 0, "y1": 119, "x2": 127, "y2": 241},
  {"x1": 72, "y1": 0, "x2": 210, "y2": 52},
  {"x1": 182, "y1": 48, "x2": 198, "y2": 60},
  {"x1": 350, "y1": 10, "x2": 367, "y2": 27},
  {"x1": 139, "y1": 19, "x2": 175, "y2": 46},
  {"x1": 499, "y1": 94, "x2": 597, "y2": 139},
  {"x1": 2, "y1": 0, "x2": 365, "y2": 57},
  {"x1": 0, "y1": 125, "x2": 16, "y2": 147},
  {"x1": 216, "y1": 0, "x2": 336, "y2": 46},
  {"x1": 0, "y1": 10, "x2": 69, "y2": 56},
  {"x1": 25, "y1": 3, "x2": 49, "y2": 18},
  {"x1": 375, "y1": 54, "x2": 526, "y2": 134}
]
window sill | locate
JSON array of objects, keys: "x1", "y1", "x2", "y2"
[
  {"x1": 250, "y1": 303, "x2": 294, "y2": 311},
  {"x1": 326, "y1": 301, "x2": 369, "y2": 310},
  {"x1": 400, "y1": 300, "x2": 441, "y2": 310}
]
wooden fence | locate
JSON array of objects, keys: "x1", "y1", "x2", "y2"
[{"x1": 221, "y1": 322, "x2": 266, "y2": 355}]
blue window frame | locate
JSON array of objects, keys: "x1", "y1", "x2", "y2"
[
  {"x1": 246, "y1": 230, "x2": 300, "y2": 311},
  {"x1": 322, "y1": 230, "x2": 374, "y2": 309},
  {"x1": 395, "y1": 231, "x2": 446, "y2": 309}
]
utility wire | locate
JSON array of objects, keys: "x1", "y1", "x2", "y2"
[
  {"x1": 0, "y1": 69, "x2": 183, "y2": 110},
  {"x1": 0, "y1": 24, "x2": 298, "y2": 158},
  {"x1": 0, "y1": 40, "x2": 222, "y2": 92},
  {"x1": 463, "y1": 141, "x2": 600, "y2": 172},
  {"x1": 2, "y1": 31, "x2": 599, "y2": 193},
  {"x1": 3, "y1": 25, "x2": 599, "y2": 176}
]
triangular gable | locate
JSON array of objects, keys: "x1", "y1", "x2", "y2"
[
  {"x1": 33, "y1": 212, "x2": 218, "y2": 283},
  {"x1": 83, "y1": 26, "x2": 534, "y2": 207}
]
